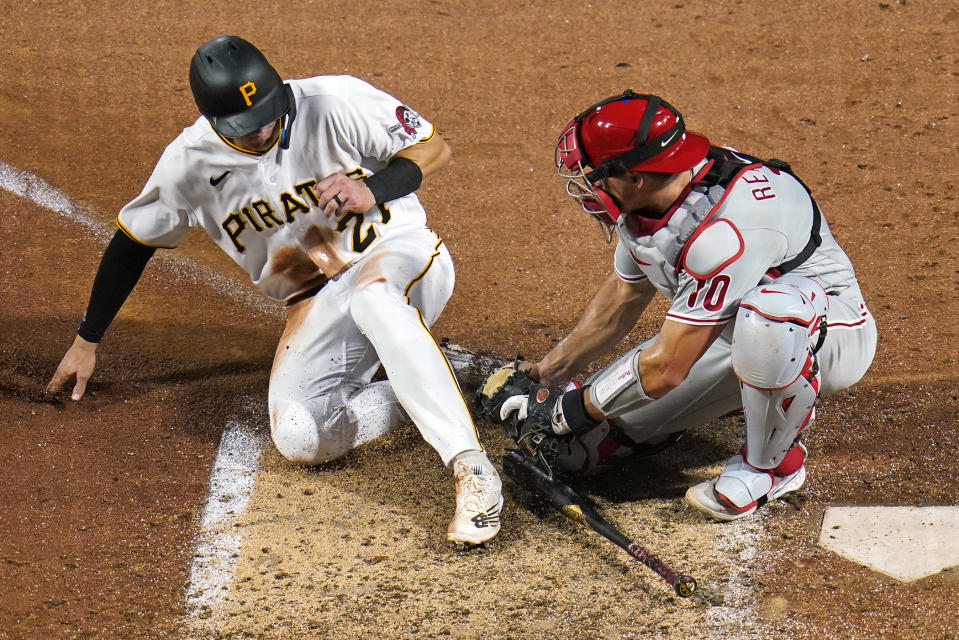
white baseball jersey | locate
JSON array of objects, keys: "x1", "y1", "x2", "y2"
[
  {"x1": 590, "y1": 151, "x2": 876, "y2": 448},
  {"x1": 116, "y1": 74, "x2": 484, "y2": 469},
  {"x1": 612, "y1": 155, "x2": 866, "y2": 327},
  {"x1": 117, "y1": 75, "x2": 434, "y2": 301}
]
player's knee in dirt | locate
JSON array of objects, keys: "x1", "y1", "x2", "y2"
[{"x1": 270, "y1": 399, "x2": 345, "y2": 466}]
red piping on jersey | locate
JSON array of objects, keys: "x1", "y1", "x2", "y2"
[
  {"x1": 826, "y1": 317, "x2": 870, "y2": 329},
  {"x1": 665, "y1": 311, "x2": 736, "y2": 325},
  {"x1": 682, "y1": 218, "x2": 745, "y2": 280},
  {"x1": 675, "y1": 162, "x2": 763, "y2": 274}
]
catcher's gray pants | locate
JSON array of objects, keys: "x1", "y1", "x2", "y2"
[{"x1": 606, "y1": 293, "x2": 877, "y2": 445}]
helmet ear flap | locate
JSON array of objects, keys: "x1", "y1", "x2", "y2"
[
  {"x1": 556, "y1": 116, "x2": 623, "y2": 241},
  {"x1": 586, "y1": 187, "x2": 621, "y2": 226}
]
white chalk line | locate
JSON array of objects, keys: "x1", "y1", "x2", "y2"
[
  {"x1": 705, "y1": 515, "x2": 765, "y2": 639},
  {"x1": 184, "y1": 418, "x2": 264, "y2": 628},
  {"x1": 0, "y1": 160, "x2": 506, "y2": 629},
  {"x1": 0, "y1": 160, "x2": 270, "y2": 622},
  {"x1": 0, "y1": 160, "x2": 281, "y2": 320}
]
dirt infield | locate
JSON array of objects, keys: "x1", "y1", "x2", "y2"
[{"x1": 2, "y1": 1, "x2": 958, "y2": 638}]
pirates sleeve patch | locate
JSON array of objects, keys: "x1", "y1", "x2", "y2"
[{"x1": 387, "y1": 105, "x2": 423, "y2": 138}]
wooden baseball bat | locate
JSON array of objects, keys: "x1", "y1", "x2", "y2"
[{"x1": 503, "y1": 449, "x2": 696, "y2": 597}]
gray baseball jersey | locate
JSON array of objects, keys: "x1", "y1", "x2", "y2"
[
  {"x1": 600, "y1": 153, "x2": 876, "y2": 443},
  {"x1": 613, "y1": 156, "x2": 866, "y2": 327}
]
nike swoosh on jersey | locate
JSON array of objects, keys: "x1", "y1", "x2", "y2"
[{"x1": 210, "y1": 171, "x2": 231, "y2": 187}]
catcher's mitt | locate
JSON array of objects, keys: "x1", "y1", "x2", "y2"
[
  {"x1": 476, "y1": 365, "x2": 534, "y2": 423},
  {"x1": 476, "y1": 365, "x2": 563, "y2": 466}
]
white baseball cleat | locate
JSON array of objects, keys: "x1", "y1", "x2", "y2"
[
  {"x1": 685, "y1": 455, "x2": 807, "y2": 522},
  {"x1": 447, "y1": 460, "x2": 503, "y2": 545}
]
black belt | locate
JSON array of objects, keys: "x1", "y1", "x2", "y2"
[{"x1": 285, "y1": 277, "x2": 329, "y2": 307}]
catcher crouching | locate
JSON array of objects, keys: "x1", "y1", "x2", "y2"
[{"x1": 478, "y1": 91, "x2": 876, "y2": 522}]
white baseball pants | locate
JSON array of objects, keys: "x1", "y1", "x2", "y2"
[{"x1": 268, "y1": 227, "x2": 481, "y2": 466}]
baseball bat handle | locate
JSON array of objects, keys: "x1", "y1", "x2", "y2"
[
  {"x1": 575, "y1": 501, "x2": 696, "y2": 596},
  {"x1": 626, "y1": 543, "x2": 697, "y2": 598},
  {"x1": 503, "y1": 450, "x2": 697, "y2": 598}
]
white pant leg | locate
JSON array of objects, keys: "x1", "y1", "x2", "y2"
[
  {"x1": 268, "y1": 228, "x2": 480, "y2": 467},
  {"x1": 612, "y1": 294, "x2": 875, "y2": 446},
  {"x1": 268, "y1": 275, "x2": 406, "y2": 465},
  {"x1": 817, "y1": 296, "x2": 877, "y2": 396},
  {"x1": 347, "y1": 229, "x2": 482, "y2": 465}
]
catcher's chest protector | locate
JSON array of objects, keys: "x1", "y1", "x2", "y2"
[
  {"x1": 616, "y1": 146, "x2": 821, "y2": 293},
  {"x1": 694, "y1": 147, "x2": 823, "y2": 277}
]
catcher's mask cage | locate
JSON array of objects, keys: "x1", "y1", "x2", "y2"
[
  {"x1": 189, "y1": 35, "x2": 297, "y2": 149},
  {"x1": 555, "y1": 90, "x2": 709, "y2": 242}
]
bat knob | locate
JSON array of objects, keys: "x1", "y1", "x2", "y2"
[{"x1": 674, "y1": 575, "x2": 697, "y2": 598}]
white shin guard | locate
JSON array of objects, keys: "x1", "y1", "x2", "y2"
[
  {"x1": 741, "y1": 357, "x2": 820, "y2": 469},
  {"x1": 715, "y1": 277, "x2": 825, "y2": 512},
  {"x1": 732, "y1": 277, "x2": 825, "y2": 470}
]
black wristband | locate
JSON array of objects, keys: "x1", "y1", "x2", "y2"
[
  {"x1": 77, "y1": 229, "x2": 155, "y2": 342},
  {"x1": 560, "y1": 387, "x2": 601, "y2": 435},
  {"x1": 362, "y1": 156, "x2": 423, "y2": 204}
]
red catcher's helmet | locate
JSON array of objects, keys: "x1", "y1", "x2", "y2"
[{"x1": 555, "y1": 91, "x2": 710, "y2": 241}]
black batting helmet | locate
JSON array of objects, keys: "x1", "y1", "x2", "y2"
[{"x1": 189, "y1": 35, "x2": 294, "y2": 138}]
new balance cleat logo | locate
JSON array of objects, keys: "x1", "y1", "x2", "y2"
[{"x1": 470, "y1": 506, "x2": 501, "y2": 528}]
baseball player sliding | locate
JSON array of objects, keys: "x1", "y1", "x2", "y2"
[
  {"x1": 479, "y1": 91, "x2": 877, "y2": 521},
  {"x1": 47, "y1": 35, "x2": 503, "y2": 545}
]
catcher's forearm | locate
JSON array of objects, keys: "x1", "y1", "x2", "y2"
[{"x1": 536, "y1": 273, "x2": 655, "y2": 387}]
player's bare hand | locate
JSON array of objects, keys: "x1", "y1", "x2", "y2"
[
  {"x1": 517, "y1": 360, "x2": 537, "y2": 378},
  {"x1": 528, "y1": 361, "x2": 570, "y2": 389},
  {"x1": 316, "y1": 173, "x2": 375, "y2": 217},
  {"x1": 46, "y1": 335, "x2": 98, "y2": 401}
]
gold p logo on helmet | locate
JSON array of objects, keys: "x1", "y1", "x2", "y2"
[{"x1": 239, "y1": 81, "x2": 257, "y2": 107}]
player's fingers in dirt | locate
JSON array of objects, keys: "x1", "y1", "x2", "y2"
[{"x1": 71, "y1": 375, "x2": 89, "y2": 401}]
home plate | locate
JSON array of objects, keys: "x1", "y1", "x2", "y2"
[{"x1": 819, "y1": 506, "x2": 959, "y2": 581}]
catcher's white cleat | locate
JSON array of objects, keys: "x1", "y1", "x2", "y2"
[
  {"x1": 447, "y1": 460, "x2": 503, "y2": 545},
  {"x1": 685, "y1": 450, "x2": 807, "y2": 522}
]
